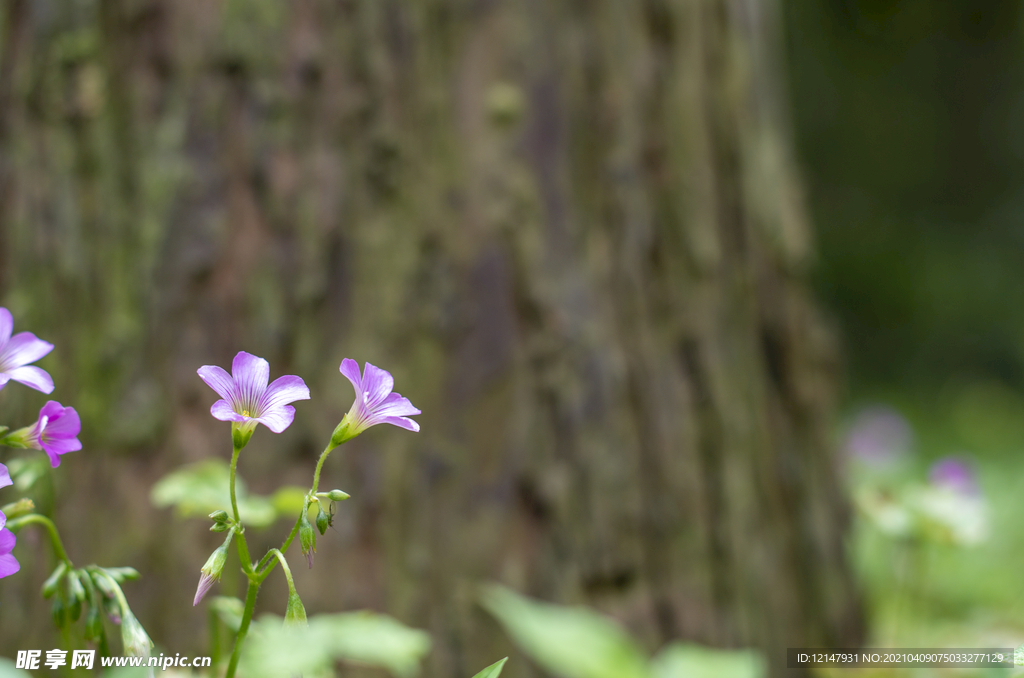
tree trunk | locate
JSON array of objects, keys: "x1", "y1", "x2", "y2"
[{"x1": 0, "y1": 0, "x2": 862, "y2": 675}]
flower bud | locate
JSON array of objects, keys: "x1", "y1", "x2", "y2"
[
  {"x1": 315, "y1": 505, "x2": 329, "y2": 535},
  {"x1": 85, "y1": 604, "x2": 103, "y2": 642},
  {"x1": 121, "y1": 610, "x2": 154, "y2": 657},
  {"x1": 299, "y1": 509, "x2": 316, "y2": 569},
  {"x1": 210, "y1": 522, "x2": 230, "y2": 532},
  {"x1": 283, "y1": 590, "x2": 308, "y2": 628},
  {"x1": 42, "y1": 562, "x2": 67, "y2": 598},
  {"x1": 52, "y1": 595, "x2": 68, "y2": 629},
  {"x1": 209, "y1": 510, "x2": 230, "y2": 523},
  {"x1": 194, "y1": 536, "x2": 231, "y2": 606},
  {"x1": 0, "y1": 498, "x2": 35, "y2": 520},
  {"x1": 327, "y1": 489, "x2": 350, "y2": 502}
]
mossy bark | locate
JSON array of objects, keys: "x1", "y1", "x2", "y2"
[{"x1": 0, "y1": 1, "x2": 861, "y2": 675}]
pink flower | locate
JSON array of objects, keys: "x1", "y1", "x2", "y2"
[
  {"x1": 0, "y1": 466, "x2": 18, "y2": 579},
  {"x1": 198, "y1": 351, "x2": 310, "y2": 434},
  {"x1": 25, "y1": 401, "x2": 82, "y2": 468},
  {"x1": 0, "y1": 308, "x2": 54, "y2": 394},
  {"x1": 332, "y1": 360, "x2": 420, "y2": 444},
  {"x1": 1, "y1": 402, "x2": 82, "y2": 467}
]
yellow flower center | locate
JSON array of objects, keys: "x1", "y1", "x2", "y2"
[{"x1": 242, "y1": 409, "x2": 250, "y2": 417}]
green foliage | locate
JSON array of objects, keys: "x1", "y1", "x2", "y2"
[
  {"x1": 150, "y1": 459, "x2": 305, "y2": 528},
  {"x1": 471, "y1": 657, "x2": 508, "y2": 678},
  {"x1": 0, "y1": 659, "x2": 30, "y2": 677},
  {"x1": 650, "y1": 644, "x2": 763, "y2": 678},
  {"x1": 481, "y1": 585, "x2": 649, "y2": 678},
  {"x1": 239, "y1": 612, "x2": 431, "y2": 678},
  {"x1": 482, "y1": 586, "x2": 764, "y2": 678}
]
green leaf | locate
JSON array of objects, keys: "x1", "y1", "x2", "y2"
[
  {"x1": 481, "y1": 585, "x2": 650, "y2": 678},
  {"x1": 651, "y1": 644, "x2": 765, "y2": 678},
  {"x1": 0, "y1": 658, "x2": 32, "y2": 677},
  {"x1": 319, "y1": 612, "x2": 431, "y2": 677},
  {"x1": 471, "y1": 657, "x2": 509, "y2": 678},
  {"x1": 271, "y1": 485, "x2": 309, "y2": 515},
  {"x1": 239, "y1": 611, "x2": 431, "y2": 678},
  {"x1": 150, "y1": 459, "x2": 276, "y2": 527}
]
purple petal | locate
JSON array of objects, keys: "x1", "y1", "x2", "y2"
[
  {"x1": 0, "y1": 553, "x2": 18, "y2": 578},
  {"x1": 211, "y1": 400, "x2": 246, "y2": 423},
  {"x1": 256, "y1": 405, "x2": 296, "y2": 434},
  {"x1": 0, "y1": 374, "x2": 8, "y2": 390},
  {"x1": 198, "y1": 365, "x2": 237, "y2": 402},
  {"x1": 42, "y1": 438, "x2": 82, "y2": 467},
  {"x1": 0, "y1": 511, "x2": 5, "y2": 531},
  {"x1": 382, "y1": 415, "x2": 420, "y2": 432},
  {"x1": 0, "y1": 309, "x2": 11, "y2": 348},
  {"x1": 231, "y1": 352, "x2": 269, "y2": 410},
  {"x1": 194, "y1": 573, "x2": 216, "y2": 606},
  {"x1": 0, "y1": 528, "x2": 15, "y2": 555},
  {"x1": 0, "y1": 332, "x2": 54, "y2": 368},
  {"x1": 339, "y1": 359, "x2": 363, "y2": 393},
  {"x1": 360, "y1": 363, "x2": 395, "y2": 407},
  {"x1": 5, "y1": 366, "x2": 54, "y2": 394},
  {"x1": 42, "y1": 405, "x2": 80, "y2": 439},
  {"x1": 375, "y1": 392, "x2": 421, "y2": 418},
  {"x1": 0, "y1": 463, "x2": 10, "y2": 490},
  {"x1": 259, "y1": 375, "x2": 310, "y2": 414}
]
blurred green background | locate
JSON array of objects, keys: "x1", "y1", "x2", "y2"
[{"x1": 788, "y1": 0, "x2": 1024, "y2": 668}]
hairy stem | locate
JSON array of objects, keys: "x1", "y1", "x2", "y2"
[{"x1": 257, "y1": 439, "x2": 337, "y2": 579}]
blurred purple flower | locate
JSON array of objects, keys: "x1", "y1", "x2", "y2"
[
  {"x1": 843, "y1": 406, "x2": 913, "y2": 467},
  {"x1": 0, "y1": 465, "x2": 18, "y2": 578},
  {"x1": 0, "y1": 525, "x2": 17, "y2": 579},
  {"x1": 197, "y1": 351, "x2": 310, "y2": 434},
  {"x1": 24, "y1": 401, "x2": 82, "y2": 468},
  {"x1": 929, "y1": 456, "x2": 980, "y2": 496},
  {"x1": 0, "y1": 308, "x2": 54, "y2": 394},
  {"x1": 333, "y1": 359, "x2": 420, "y2": 444}
]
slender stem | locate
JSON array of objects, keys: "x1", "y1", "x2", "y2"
[
  {"x1": 310, "y1": 440, "x2": 338, "y2": 496},
  {"x1": 228, "y1": 443, "x2": 256, "y2": 577},
  {"x1": 257, "y1": 439, "x2": 337, "y2": 580},
  {"x1": 229, "y1": 444, "x2": 243, "y2": 524},
  {"x1": 225, "y1": 580, "x2": 259, "y2": 678},
  {"x1": 261, "y1": 548, "x2": 296, "y2": 589},
  {"x1": 6, "y1": 514, "x2": 73, "y2": 567}
]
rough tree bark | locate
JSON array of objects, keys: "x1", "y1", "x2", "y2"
[{"x1": 0, "y1": 0, "x2": 862, "y2": 676}]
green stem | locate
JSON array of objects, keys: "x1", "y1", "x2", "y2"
[
  {"x1": 229, "y1": 444, "x2": 243, "y2": 524},
  {"x1": 257, "y1": 439, "x2": 337, "y2": 580},
  {"x1": 262, "y1": 548, "x2": 295, "y2": 589},
  {"x1": 228, "y1": 443, "x2": 256, "y2": 577},
  {"x1": 225, "y1": 580, "x2": 259, "y2": 678},
  {"x1": 6, "y1": 514, "x2": 73, "y2": 567},
  {"x1": 310, "y1": 440, "x2": 338, "y2": 497}
]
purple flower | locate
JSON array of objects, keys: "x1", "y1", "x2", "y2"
[
  {"x1": 333, "y1": 359, "x2": 420, "y2": 444},
  {"x1": 197, "y1": 351, "x2": 310, "y2": 435},
  {"x1": 843, "y1": 406, "x2": 913, "y2": 467},
  {"x1": 0, "y1": 307, "x2": 54, "y2": 394},
  {"x1": 929, "y1": 456, "x2": 980, "y2": 496},
  {"x1": 0, "y1": 524, "x2": 17, "y2": 579},
  {"x1": 24, "y1": 401, "x2": 82, "y2": 468},
  {"x1": 0, "y1": 465, "x2": 18, "y2": 579}
]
